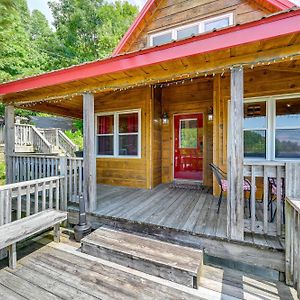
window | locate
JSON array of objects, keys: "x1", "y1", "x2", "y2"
[
  {"x1": 244, "y1": 102, "x2": 267, "y2": 159},
  {"x1": 275, "y1": 99, "x2": 300, "y2": 159},
  {"x1": 96, "y1": 110, "x2": 141, "y2": 158},
  {"x1": 149, "y1": 13, "x2": 233, "y2": 46},
  {"x1": 179, "y1": 119, "x2": 198, "y2": 148},
  {"x1": 152, "y1": 32, "x2": 173, "y2": 46},
  {"x1": 243, "y1": 97, "x2": 300, "y2": 160}
]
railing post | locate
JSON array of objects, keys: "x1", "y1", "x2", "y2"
[
  {"x1": 59, "y1": 156, "x2": 68, "y2": 211},
  {"x1": 5, "y1": 105, "x2": 15, "y2": 184},
  {"x1": 227, "y1": 67, "x2": 244, "y2": 241}
]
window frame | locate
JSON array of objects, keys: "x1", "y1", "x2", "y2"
[
  {"x1": 95, "y1": 109, "x2": 142, "y2": 159},
  {"x1": 243, "y1": 99, "x2": 269, "y2": 160},
  {"x1": 243, "y1": 93, "x2": 300, "y2": 162},
  {"x1": 149, "y1": 13, "x2": 234, "y2": 47}
]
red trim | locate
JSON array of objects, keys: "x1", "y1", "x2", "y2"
[
  {"x1": 112, "y1": 0, "x2": 157, "y2": 56},
  {"x1": 1, "y1": 10, "x2": 300, "y2": 96},
  {"x1": 262, "y1": 0, "x2": 295, "y2": 10},
  {"x1": 112, "y1": 0, "x2": 296, "y2": 56}
]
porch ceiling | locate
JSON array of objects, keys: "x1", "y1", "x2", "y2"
[{"x1": 0, "y1": 10, "x2": 300, "y2": 118}]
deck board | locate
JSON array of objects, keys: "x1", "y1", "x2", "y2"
[
  {"x1": 0, "y1": 234, "x2": 296, "y2": 300},
  {"x1": 95, "y1": 184, "x2": 284, "y2": 250}
]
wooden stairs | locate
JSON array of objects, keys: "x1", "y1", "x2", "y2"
[{"x1": 81, "y1": 226, "x2": 203, "y2": 289}]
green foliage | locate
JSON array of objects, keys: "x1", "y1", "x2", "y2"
[
  {"x1": 73, "y1": 119, "x2": 83, "y2": 133},
  {"x1": 0, "y1": 0, "x2": 48, "y2": 82},
  {"x1": 0, "y1": 161, "x2": 6, "y2": 185},
  {"x1": 48, "y1": 0, "x2": 138, "y2": 67},
  {"x1": 64, "y1": 129, "x2": 83, "y2": 150}
]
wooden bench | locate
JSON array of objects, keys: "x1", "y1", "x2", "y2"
[
  {"x1": 0, "y1": 209, "x2": 67, "y2": 269},
  {"x1": 82, "y1": 226, "x2": 203, "y2": 288}
]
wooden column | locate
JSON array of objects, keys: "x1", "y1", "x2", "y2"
[
  {"x1": 227, "y1": 67, "x2": 244, "y2": 241},
  {"x1": 83, "y1": 93, "x2": 96, "y2": 212},
  {"x1": 5, "y1": 105, "x2": 15, "y2": 184}
]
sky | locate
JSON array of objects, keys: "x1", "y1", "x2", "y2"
[{"x1": 27, "y1": 0, "x2": 147, "y2": 26}]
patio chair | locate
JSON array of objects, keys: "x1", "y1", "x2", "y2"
[
  {"x1": 209, "y1": 163, "x2": 252, "y2": 214},
  {"x1": 268, "y1": 178, "x2": 285, "y2": 223}
]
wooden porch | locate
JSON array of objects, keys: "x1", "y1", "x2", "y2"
[
  {"x1": 90, "y1": 184, "x2": 284, "y2": 250},
  {"x1": 0, "y1": 231, "x2": 297, "y2": 300}
]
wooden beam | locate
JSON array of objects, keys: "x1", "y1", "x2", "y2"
[
  {"x1": 83, "y1": 93, "x2": 96, "y2": 212},
  {"x1": 227, "y1": 67, "x2": 244, "y2": 241},
  {"x1": 4, "y1": 105, "x2": 14, "y2": 184}
]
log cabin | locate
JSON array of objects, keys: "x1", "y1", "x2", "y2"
[{"x1": 0, "y1": 0, "x2": 300, "y2": 297}]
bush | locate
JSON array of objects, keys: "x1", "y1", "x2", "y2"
[{"x1": 0, "y1": 162, "x2": 5, "y2": 185}]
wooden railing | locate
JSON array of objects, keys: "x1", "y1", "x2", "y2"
[
  {"x1": 15, "y1": 124, "x2": 33, "y2": 147},
  {"x1": 0, "y1": 176, "x2": 65, "y2": 226},
  {"x1": 285, "y1": 197, "x2": 300, "y2": 298},
  {"x1": 243, "y1": 161, "x2": 285, "y2": 236},
  {"x1": 39, "y1": 128, "x2": 78, "y2": 156},
  {"x1": 58, "y1": 130, "x2": 78, "y2": 156},
  {"x1": 10, "y1": 154, "x2": 83, "y2": 204},
  {"x1": 32, "y1": 126, "x2": 54, "y2": 154}
]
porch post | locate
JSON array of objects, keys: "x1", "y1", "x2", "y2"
[
  {"x1": 83, "y1": 92, "x2": 97, "y2": 213},
  {"x1": 227, "y1": 67, "x2": 244, "y2": 241},
  {"x1": 5, "y1": 105, "x2": 15, "y2": 184},
  {"x1": 74, "y1": 92, "x2": 95, "y2": 241}
]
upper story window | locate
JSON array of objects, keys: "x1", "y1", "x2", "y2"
[
  {"x1": 96, "y1": 110, "x2": 141, "y2": 158},
  {"x1": 150, "y1": 13, "x2": 233, "y2": 47}
]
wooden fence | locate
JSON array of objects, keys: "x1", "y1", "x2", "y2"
[
  {"x1": 243, "y1": 162, "x2": 285, "y2": 236},
  {"x1": 10, "y1": 154, "x2": 83, "y2": 204},
  {"x1": 285, "y1": 197, "x2": 300, "y2": 298}
]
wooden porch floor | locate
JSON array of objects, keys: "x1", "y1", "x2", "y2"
[
  {"x1": 0, "y1": 232, "x2": 296, "y2": 300},
  {"x1": 94, "y1": 184, "x2": 284, "y2": 250}
]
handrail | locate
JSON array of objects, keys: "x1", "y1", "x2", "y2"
[
  {"x1": 58, "y1": 129, "x2": 78, "y2": 156},
  {"x1": 285, "y1": 196, "x2": 300, "y2": 298},
  {"x1": 0, "y1": 175, "x2": 64, "y2": 191},
  {"x1": 32, "y1": 126, "x2": 53, "y2": 154}
]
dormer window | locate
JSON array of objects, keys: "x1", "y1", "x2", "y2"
[{"x1": 149, "y1": 13, "x2": 233, "y2": 47}]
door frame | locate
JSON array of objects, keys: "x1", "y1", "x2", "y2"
[{"x1": 172, "y1": 112, "x2": 205, "y2": 182}]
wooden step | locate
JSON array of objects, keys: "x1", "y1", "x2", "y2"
[{"x1": 81, "y1": 227, "x2": 203, "y2": 288}]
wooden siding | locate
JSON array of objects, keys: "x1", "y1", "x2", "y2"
[
  {"x1": 213, "y1": 68, "x2": 300, "y2": 194},
  {"x1": 161, "y1": 78, "x2": 213, "y2": 186},
  {"x1": 152, "y1": 89, "x2": 162, "y2": 187},
  {"x1": 125, "y1": 0, "x2": 269, "y2": 53},
  {"x1": 95, "y1": 87, "x2": 152, "y2": 189}
]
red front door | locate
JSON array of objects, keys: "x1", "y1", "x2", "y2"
[{"x1": 174, "y1": 113, "x2": 203, "y2": 181}]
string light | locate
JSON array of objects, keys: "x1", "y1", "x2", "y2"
[{"x1": 13, "y1": 52, "x2": 300, "y2": 109}]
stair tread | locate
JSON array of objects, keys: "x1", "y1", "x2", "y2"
[{"x1": 82, "y1": 227, "x2": 202, "y2": 274}]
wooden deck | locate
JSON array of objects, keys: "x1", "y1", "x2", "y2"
[
  {"x1": 0, "y1": 232, "x2": 297, "y2": 300},
  {"x1": 93, "y1": 184, "x2": 284, "y2": 250}
]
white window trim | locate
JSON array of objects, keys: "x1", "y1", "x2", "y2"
[
  {"x1": 95, "y1": 109, "x2": 142, "y2": 159},
  {"x1": 244, "y1": 93, "x2": 300, "y2": 162},
  {"x1": 149, "y1": 12, "x2": 233, "y2": 47}
]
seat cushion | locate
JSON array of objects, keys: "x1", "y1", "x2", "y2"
[{"x1": 221, "y1": 179, "x2": 251, "y2": 191}]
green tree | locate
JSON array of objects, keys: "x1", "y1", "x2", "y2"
[
  {"x1": 0, "y1": 0, "x2": 47, "y2": 82},
  {"x1": 48, "y1": 0, "x2": 138, "y2": 67}
]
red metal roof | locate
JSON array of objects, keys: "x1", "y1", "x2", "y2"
[
  {"x1": 112, "y1": 0, "x2": 296, "y2": 56},
  {"x1": 0, "y1": 9, "x2": 300, "y2": 96}
]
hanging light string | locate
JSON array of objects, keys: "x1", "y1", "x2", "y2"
[{"x1": 14, "y1": 53, "x2": 299, "y2": 108}]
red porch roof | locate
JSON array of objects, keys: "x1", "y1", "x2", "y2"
[{"x1": 0, "y1": 9, "x2": 300, "y2": 97}]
